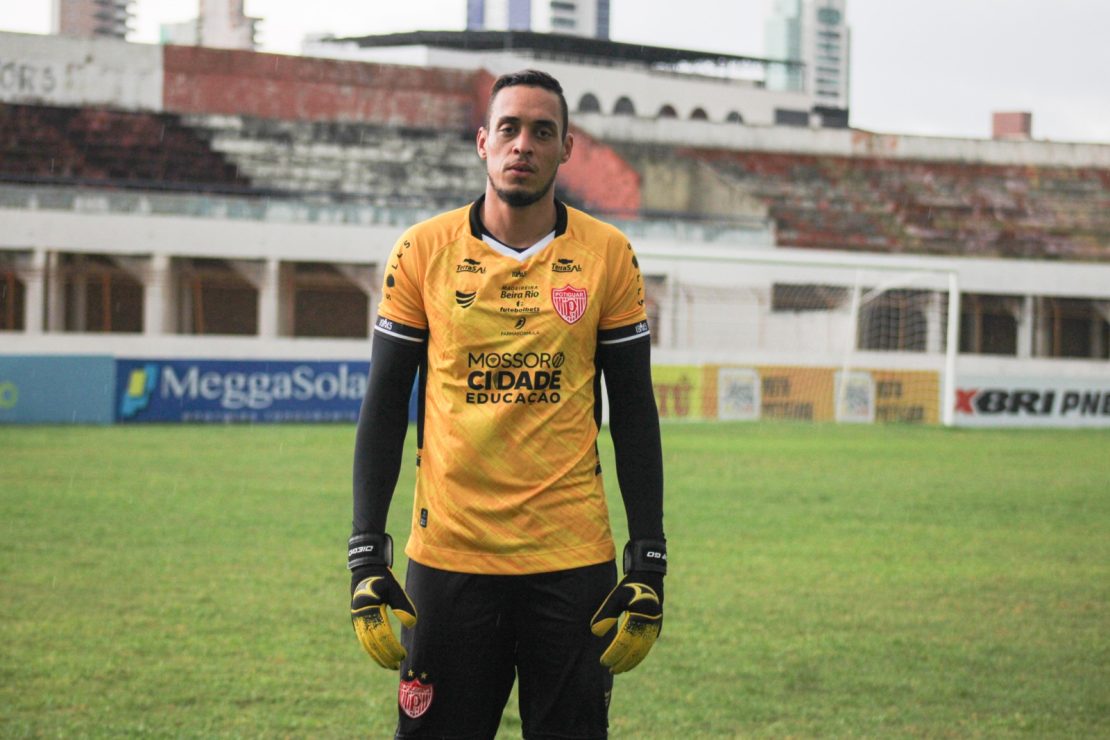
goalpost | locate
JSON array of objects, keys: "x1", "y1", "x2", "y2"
[{"x1": 636, "y1": 246, "x2": 961, "y2": 426}]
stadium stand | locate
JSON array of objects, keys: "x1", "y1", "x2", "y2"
[
  {"x1": 0, "y1": 103, "x2": 247, "y2": 190},
  {"x1": 679, "y1": 148, "x2": 1110, "y2": 260},
  {"x1": 180, "y1": 114, "x2": 485, "y2": 208}
]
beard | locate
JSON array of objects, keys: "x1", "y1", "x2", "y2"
[{"x1": 491, "y1": 169, "x2": 558, "y2": 208}]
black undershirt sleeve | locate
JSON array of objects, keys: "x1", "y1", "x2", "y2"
[
  {"x1": 598, "y1": 336, "x2": 665, "y2": 542},
  {"x1": 351, "y1": 331, "x2": 424, "y2": 536}
]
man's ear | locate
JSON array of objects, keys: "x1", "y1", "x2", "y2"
[
  {"x1": 477, "y1": 127, "x2": 489, "y2": 160},
  {"x1": 560, "y1": 132, "x2": 574, "y2": 165}
]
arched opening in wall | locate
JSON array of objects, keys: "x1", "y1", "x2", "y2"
[
  {"x1": 0, "y1": 266, "x2": 25, "y2": 331},
  {"x1": 180, "y1": 258, "x2": 258, "y2": 336},
  {"x1": 578, "y1": 93, "x2": 601, "y2": 113},
  {"x1": 61, "y1": 254, "x2": 143, "y2": 333},
  {"x1": 613, "y1": 96, "x2": 636, "y2": 116},
  {"x1": 657, "y1": 104, "x2": 678, "y2": 118},
  {"x1": 726, "y1": 111, "x2": 744, "y2": 124},
  {"x1": 292, "y1": 262, "x2": 369, "y2": 338},
  {"x1": 690, "y1": 108, "x2": 709, "y2": 121}
]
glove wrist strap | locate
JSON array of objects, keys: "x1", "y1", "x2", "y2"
[
  {"x1": 348, "y1": 532, "x2": 393, "y2": 570},
  {"x1": 623, "y1": 539, "x2": 667, "y2": 576}
]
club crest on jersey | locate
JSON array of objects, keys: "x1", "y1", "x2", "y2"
[
  {"x1": 552, "y1": 285, "x2": 588, "y2": 324},
  {"x1": 399, "y1": 677, "x2": 434, "y2": 719}
]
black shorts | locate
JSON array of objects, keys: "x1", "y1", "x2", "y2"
[{"x1": 394, "y1": 558, "x2": 618, "y2": 740}]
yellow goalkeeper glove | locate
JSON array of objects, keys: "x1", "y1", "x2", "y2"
[
  {"x1": 590, "y1": 539, "x2": 667, "y2": 674},
  {"x1": 348, "y1": 533, "x2": 417, "y2": 670}
]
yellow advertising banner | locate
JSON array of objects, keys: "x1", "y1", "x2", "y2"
[
  {"x1": 866, "y1": 369, "x2": 940, "y2": 424},
  {"x1": 650, "y1": 365, "x2": 710, "y2": 420},
  {"x1": 698, "y1": 364, "x2": 940, "y2": 424}
]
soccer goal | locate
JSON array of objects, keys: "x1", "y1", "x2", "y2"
[{"x1": 636, "y1": 246, "x2": 961, "y2": 426}]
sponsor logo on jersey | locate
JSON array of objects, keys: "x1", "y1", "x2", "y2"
[
  {"x1": 456, "y1": 258, "x2": 486, "y2": 274},
  {"x1": 499, "y1": 284, "x2": 541, "y2": 315},
  {"x1": 552, "y1": 285, "x2": 588, "y2": 324},
  {"x1": 399, "y1": 676, "x2": 433, "y2": 719},
  {"x1": 501, "y1": 315, "x2": 540, "y2": 337},
  {"x1": 512, "y1": 269, "x2": 528, "y2": 278},
  {"x1": 455, "y1": 290, "x2": 477, "y2": 308},
  {"x1": 465, "y1": 352, "x2": 565, "y2": 404},
  {"x1": 551, "y1": 258, "x2": 582, "y2": 273}
]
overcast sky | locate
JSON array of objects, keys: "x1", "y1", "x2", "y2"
[{"x1": 5, "y1": 0, "x2": 1110, "y2": 144}]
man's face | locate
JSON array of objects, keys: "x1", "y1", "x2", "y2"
[{"x1": 477, "y1": 85, "x2": 573, "y2": 208}]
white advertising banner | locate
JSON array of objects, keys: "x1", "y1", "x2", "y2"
[{"x1": 954, "y1": 376, "x2": 1110, "y2": 428}]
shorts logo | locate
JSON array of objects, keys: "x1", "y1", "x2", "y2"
[
  {"x1": 399, "y1": 677, "x2": 434, "y2": 719},
  {"x1": 551, "y1": 285, "x2": 588, "y2": 324}
]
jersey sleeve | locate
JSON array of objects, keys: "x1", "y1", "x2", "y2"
[
  {"x1": 598, "y1": 237, "x2": 650, "y2": 343},
  {"x1": 377, "y1": 228, "x2": 428, "y2": 333}
]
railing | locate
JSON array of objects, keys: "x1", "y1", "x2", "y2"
[{"x1": 0, "y1": 182, "x2": 772, "y2": 245}]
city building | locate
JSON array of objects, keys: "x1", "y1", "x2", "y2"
[
  {"x1": 765, "y1": 0, "x2": 850, "y2": 125},
  {"x1": 158, "y1": 0, "x2": 259, "y2": 51},
  {"x1": 52, "y1": 0, "x2": 132, "y2": 40},
  {"x1": 467, "y1": 0, "x2": 610, "y2": 39}
]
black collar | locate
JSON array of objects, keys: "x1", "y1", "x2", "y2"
[{"x1": 468, "y1": 195, "x2": 568, "y2": 240}]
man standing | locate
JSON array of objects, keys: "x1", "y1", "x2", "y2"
[{"x1": 348, "y1": 69, "x2": 666, "y2": 739}]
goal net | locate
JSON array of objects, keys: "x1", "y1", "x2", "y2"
[{"x1": 637, "y1": 248, "x2": 960, "y2": 426}]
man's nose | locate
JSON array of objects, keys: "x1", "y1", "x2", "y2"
[{"x1": 512, "y1": 130, "x2": 534, "y2": 153}]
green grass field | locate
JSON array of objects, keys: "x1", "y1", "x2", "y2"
[{"x1": 1, "y1": 422, "x2": 1108, "y2": 738}]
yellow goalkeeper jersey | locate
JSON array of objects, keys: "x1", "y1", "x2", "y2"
[{"x1": 374, "y1": 198, "x2": 650, "y2": 575}]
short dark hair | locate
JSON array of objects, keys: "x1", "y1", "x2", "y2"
[{"x1": 487, "y1": 69, "x2": 569, "y2": 140}]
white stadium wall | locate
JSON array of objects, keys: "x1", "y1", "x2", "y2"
[
  {"x1": 3, "y1": 193, "x2": 1108, "y2": 427},
  {"x1": 579, "y1": 114, "x2": 1110, "y2": 168},
  {"x1": 309, "y1": 45, "x2": 815, "y2": 127}
]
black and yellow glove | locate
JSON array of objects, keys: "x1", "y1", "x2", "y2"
[
  {"x1": 348, "y1": 533, "x2": 417, "y2": 670},
  {"x1": 590, "y1": 539, "x2": 667, "y2": 674}
]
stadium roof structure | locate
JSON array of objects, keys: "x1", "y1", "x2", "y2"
[{"x1": 331, "y1": 30, "x2": 802, "y2": 77}]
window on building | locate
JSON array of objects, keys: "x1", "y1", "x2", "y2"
[
  {"x1": 960, "y1": 294, "x2": 1020, "y2": 355},
  {"x1": 61, "y1": 254, "x2": 143, "y2": 333},
  {"x1": 726, "y1": 111, "x2": 744, "y2": 124},
  {"x1": 0, "y1": 269, "x2": 25, "y2": 331},
  {"x1": 657, "y1": 104, "x2": 678, "y2": 118},
  {"x1": 690, "y1": 107, "x2": 709, "y2": 121},
  {"x1": 552, "y1": 16, "x2": 576, "y2": 28},
  {"x1": 551, "y1": 1, "x2": 576, "y2": 10},
  {"x1": 180, "y1": 258, "x2": 257, "y2": 336},
  {"x1": 292, "y1": 262, "x2": 368, "y2": 338},
  {"x1": 774, "y1": 108, "x2": 810, "y2": 127},
  {"x1": 578, "y1": 93, "x2": 601, "y2": 113},
  {"x1": 613, "y1": 96, "x2": 636, "y2": 116},
  {"x1": 1039, "y1": 297, "x2": 1109, "y2": 359}
]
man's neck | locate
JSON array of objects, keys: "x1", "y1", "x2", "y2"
[{"x1": 480, "y1": 189, "x2": 558, "y2": 248}]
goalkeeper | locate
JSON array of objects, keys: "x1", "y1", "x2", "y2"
[{"x1": 349, "y1": 69, "x2": 665, "y2": 739}]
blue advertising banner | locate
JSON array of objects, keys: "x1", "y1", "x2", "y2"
[
  {"x1": 0, "y1": 355, "x2": 115, "y2": 424},
  {"x1": 115, "y1": 359, "x2": 375, "y2": 423}
]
